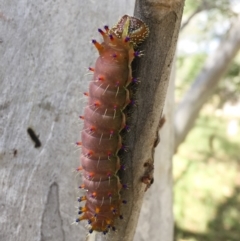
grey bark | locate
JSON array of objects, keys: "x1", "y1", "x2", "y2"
[
  {"x1": 0, "y1": 1, "x2": 135, "y2": 241},
  {"x1": 0, "y1": 0, "x2": 184, "y2": 241},
  {"x1": 174, "y1": 14, "x2": 240, "y2": 150}
]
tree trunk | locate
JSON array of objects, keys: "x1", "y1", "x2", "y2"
[
  {"x1": 0, "y1": 1, "x2": 184, "y2": 241},
  {"x1": 0, "y1": 1, "x2": 135, "y2": 241},
  {"x1": 174, "y1": 14, "x2": 240, "y2": 150}
]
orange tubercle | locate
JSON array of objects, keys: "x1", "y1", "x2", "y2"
[
  {"x1": 89, "y1": 126, "x2": 96, "y2": 133},
  {"x1": 104, "y1": 25, "x2": 109, "y2": 33},
  {"x1": 78, "y1": 195, "x2": 87, "y2": 202},
  {"x1": 95, "y1": 207, "x2": 100, "y2": 214},
  {"x1": 92, "y1": 39, "x2": 103, "y2": 52},
  {"x1": 88, "y1": 67, "x2": 95, "y2": 72},
  {"x1": 109, "y1": 34, "x2": 114, "y2": 41},
  {"x1": 98, "y1": 28, "x2": 105, "y2": 36},
  {"x1": 86, "y1": 150, "x2": 94, "y2": 158},
  {"x1": 97, "y1": 76, "x2": 104, "y2": 82},
  {"x1": 87, "y1": 172, "x2": 94, "y2": 179},
  {"x1": 79, "y1": 184, "x2": 85, "y2": 189},
  {"x1": 76, "y1": 166, "x2": 83, "y2": 171},
  {"x1": 91, "y1": 192, "x2": 97, "y2": 198},
  {"x1": 94, "y1": 101, "x2": 101, "y2": 108}
]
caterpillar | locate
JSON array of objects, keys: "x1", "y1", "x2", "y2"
[{"x1": 75, "y1": 15, "x2": 149, "y2": 235}]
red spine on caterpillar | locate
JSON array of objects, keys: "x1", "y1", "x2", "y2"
[{"x1": 77, "y1": 15, "x2": 149, "y2": 234}]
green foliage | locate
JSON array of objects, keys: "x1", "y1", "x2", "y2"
[
  {"x1": 174, "y1": 112, "x2": 240, "y2": 241},
  {"x1": 184, "y1": 0, "x2": 232, "y2": 16},
  {"x1": 176, "y1": 53, "x2": 207, "y2": 99},
  {"x1": 176, "y1": 0, "x2": 238, "y2": 100},
  {"x1": 226, "y1": 61, "x2": 240, "y2": 77},
  {"x1": 175, "y1": 1, "x2": 240, "y2": 240},
  {"x1": 215, "y1": 60, "x2": 240, "y2": 107}
]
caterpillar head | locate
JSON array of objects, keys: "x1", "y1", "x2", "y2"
[{"x1": 110, "y1": 15, "x2": 149, "y2": 46}]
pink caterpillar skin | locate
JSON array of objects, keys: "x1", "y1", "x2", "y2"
[{"x1": 76, "y1": 15, "x2": 149, "y2": 234}]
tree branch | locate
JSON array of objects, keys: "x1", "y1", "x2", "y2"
[
  {"x1": 134, "y1": 58, "x2": 176, "y2": 241},
  {"x1": 106, "y1": 1, "x2": 185, "y2": 241}
]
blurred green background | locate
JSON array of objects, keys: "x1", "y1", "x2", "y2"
[{"x1": 174, "y1": 0, "x2": 240, "y2": 240}]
